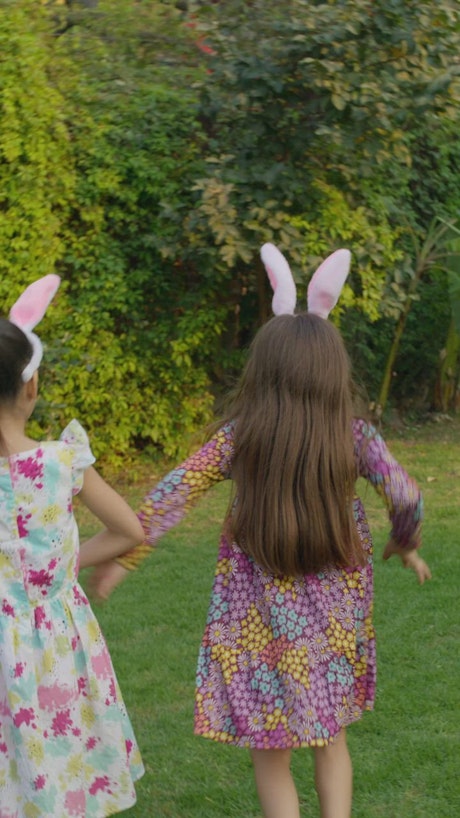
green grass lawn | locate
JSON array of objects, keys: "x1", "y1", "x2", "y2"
[{"x1": 79, "y1": 418, "x2": 460, "y2": 817}]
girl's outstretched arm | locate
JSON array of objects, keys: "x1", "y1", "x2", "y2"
[
  {"x1": 354, "y1": 418, "x2": 431, "y2": 582},
  {"x1": 78, "y1": 467, "x2": 145, "y2": 569},
  {"x1": 90, "y1": 425, "x2": 234, "y2": 599}
]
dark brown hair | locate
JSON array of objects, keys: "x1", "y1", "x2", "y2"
[
  {"x1": 0, "y1": 318, "x2": 33, "y2": 403},
  {"x1": 224, "y1": 312, "x2": 365, "y2": 575}
]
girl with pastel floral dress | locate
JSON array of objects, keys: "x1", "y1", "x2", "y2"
[
  {"x1": 94, "y1": 245, "x2": 430, "y2": 818},
  {"x1": 0, "y1": 276, "x2": 144, "y2": 817}
]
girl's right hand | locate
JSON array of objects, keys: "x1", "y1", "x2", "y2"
[
  {"x1": 87, "y1": 560, "x2": 130, "y2": 601},
  {"x1": 383, "y1": 539, "x2": 432, "y2": 584}
]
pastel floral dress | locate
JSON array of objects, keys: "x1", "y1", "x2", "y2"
[
  {"x1": 126, "y1": 418, "x2": 422, "y2": 750},
  {"x1": 0, "y1": 420, "x2": 144, "y2": 818}
]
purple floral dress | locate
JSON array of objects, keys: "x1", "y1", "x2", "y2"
[
  {"x1": 0, "y1": 421, "x2": 143, "y2": 817},
  {"x1": 133, "y1": 418, "x2": 422, "y2": 750}
]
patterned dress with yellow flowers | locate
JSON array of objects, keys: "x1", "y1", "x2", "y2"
[
  {"x1": 0, "y1": 420, "x2": 143, "y2": 817},
  {"x1": 130, "y1": 418, "x2": 422, "y2": 750}
]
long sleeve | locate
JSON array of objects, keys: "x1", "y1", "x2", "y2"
[
  {"x1": 117, "y1": 425, "x2": 234, "y2": 570},
  {"x1": 353, "y1": 418, "x2": 423, "y2": 549}
]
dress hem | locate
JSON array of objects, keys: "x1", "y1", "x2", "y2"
[{"x1": 194, "y1": 702, "x2": 374, "y2": 749}]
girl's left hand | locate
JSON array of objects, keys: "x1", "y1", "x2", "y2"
[{"x1": 383, "y1": 539, "x2": 432, "y2": 584}]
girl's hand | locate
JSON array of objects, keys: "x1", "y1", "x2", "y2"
[
  {"x1": 87, "y1": 560, "x2": 130, "y2": 601},
  {"x1": 383, "y1": 539, "x2": 432, "y2": 584}
]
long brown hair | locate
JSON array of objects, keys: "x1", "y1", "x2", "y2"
[{"x1": 224, "y1": 312, "x2": 365, "y2": 575}]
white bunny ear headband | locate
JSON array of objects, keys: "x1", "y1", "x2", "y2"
[
  {"x1": 260, "y1": 243, "x2": 351, "y2": 318},
  {"x1": 8, "y1": 274, "x2": 61, "y2": 382}
]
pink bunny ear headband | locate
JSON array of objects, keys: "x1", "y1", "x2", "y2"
[
  {"x1": 8, "y1": 274, "x2": 61, "y2": 382},
  {"x1": 260, "y1": 243, "x2": 351, "y2": 318}
]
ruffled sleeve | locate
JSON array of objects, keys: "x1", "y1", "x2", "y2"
[
  {"x1": 60, "y1": 419, "x2": 96, "y2": 495},
  {"x1": 353, "y1": 418, "x2": 423, "y2": 549}
]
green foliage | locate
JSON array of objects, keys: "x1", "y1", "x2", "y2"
[
  {"x1": 39, "y1": 1, "x2": 226, "y2": 462},
  {"x1": 0, "y1": 1, "x2": 75, "y2": 294},
  {"x1": 442, "y1": 221, "x2": 460, "y2": 333},
  {"x1": 186, "y1": 0, "x2": 460, "y2": 411},
  {"x1": 1, "y1": 0, "x2": 460, "y2": 467},
  {"x1": 192, "y1": 0, "x2": 460, "y2": 212},
  {"x1": 432, "y1": 222, "x2": 460, "y2": 411},
  {"x1": 289, "y1": 182, "x2": 402, "y2": 322},
  {"x1": 1, "y1": 0, "x2": 223, "y2": 464},
  {"x1": 376, "y1": 218, "x2": 460, "y2": 413}
]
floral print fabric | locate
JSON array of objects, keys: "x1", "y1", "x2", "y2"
[
  {"x1": 0, "y1": 420, "x2": 143, "y2": 817},
  {"x1": 138, "y1": 419, "x2": 422, "y2": 749}
]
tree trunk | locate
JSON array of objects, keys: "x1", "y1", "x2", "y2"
[
  {"x1": 377, "y1": 248, "x2": 429, "y2": 416},
  {"x1": 433, "y1": 317, "x2": 460, "y2": 412},
  {"x1": 377, "y1": 303, "x2": 411, "y2": 415}
]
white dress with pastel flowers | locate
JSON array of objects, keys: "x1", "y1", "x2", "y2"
[{"x1": 0, "y1": 420, "x2": 143, "y2": 818}]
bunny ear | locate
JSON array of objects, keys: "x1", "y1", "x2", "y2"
[
  {"x1": 9, "y1": 274, "x2": 61, "y2": 332},
  {"x1": 307, "y1": 249, "x2": 351, "y2": 319},
  {"x1": 260, "y1": 243, "x2": 297, "y2": 315}
]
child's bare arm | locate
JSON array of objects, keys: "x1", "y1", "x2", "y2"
[{"x1": 78, "y1": 467, "x2": 144, "y2": 569}]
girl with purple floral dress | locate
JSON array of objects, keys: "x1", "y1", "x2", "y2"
[
  {"x1": 94, "y1": 245, "x2": 430, "y2": 818},
  {"x1": 0, "y1": 277, "x2": 144, "y2": 817}
]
